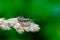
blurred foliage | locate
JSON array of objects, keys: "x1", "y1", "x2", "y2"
[{"x1": 0, "y1": 0, "x2": 60, "y2": 40}]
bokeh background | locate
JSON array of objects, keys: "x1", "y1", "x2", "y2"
[{"x1": 0, "y1": 0, "x2": 60, "y2": 40}]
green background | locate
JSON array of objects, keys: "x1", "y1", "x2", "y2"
[{"x1": 0, "y1": 0, "x2": 60, "y2": 40}]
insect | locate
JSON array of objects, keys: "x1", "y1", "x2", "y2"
[{"x1": 17, "y1": 17, "x2": 31, "y2": 27}]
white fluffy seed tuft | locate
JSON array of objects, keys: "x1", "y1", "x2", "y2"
[{"x1": 0, "y1": 17, "x2": 40, "y2": 34}]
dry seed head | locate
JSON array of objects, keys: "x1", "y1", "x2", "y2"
[{"x1": 0, "y1": 17, "x2": 40, "y2": 34}]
